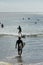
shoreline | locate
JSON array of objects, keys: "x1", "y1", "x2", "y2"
[{"x1": 0, "y1": 61, "x2": 43, "y2": 65}]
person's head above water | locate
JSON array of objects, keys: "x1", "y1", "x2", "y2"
[
  {"x1": 18, "y1": 37, "x2": 21, "y2": 40},
  {"x1": 19, "y1": 25, "x2": 20, "y2": 27}
]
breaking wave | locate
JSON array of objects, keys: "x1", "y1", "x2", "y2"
[{"x1": 0, "y1": 32, "x2": 43, "y2": 37}]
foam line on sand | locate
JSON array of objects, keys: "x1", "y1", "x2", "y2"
[
  {"x1": 0, "y1": 61, "x2": 12, "y2": 65},
  {"x1": 0, "y1": 61, "x2": 43, "y2": 65}
]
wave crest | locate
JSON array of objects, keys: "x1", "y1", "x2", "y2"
[{"x1": 0, "y1": 32, "x2": 43, "y2": 37}]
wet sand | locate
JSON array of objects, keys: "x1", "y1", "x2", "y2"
[
  {"x1": 0, "y1": 61, "x2": 43, "y2": 65},
  {"x1": 0, "y1": 55, "x2": 43, "y2": 65}
]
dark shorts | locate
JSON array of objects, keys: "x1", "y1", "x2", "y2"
[{"x1": 18, "y1": 48, "x2": 22, "y2": 54}]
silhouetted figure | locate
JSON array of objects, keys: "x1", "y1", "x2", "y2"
[
  {"x1": 15, "y1": 37, "x2": 23, "y2": 56},
  {"x1": 22, "y1": 18, "x2": 24, "y2": 20},
  {"x1": 17, "y1": 25, "x2": 22, "y2": 33},
  {"x1": 35, "y1": 22, "x2": 37, "y2": 24},
  {"x1": 28, "y1": 18, "x2": 30, "y2": 20},
  {"x1": 1, "y1": 24, "x2": 4, "y2": 28}
]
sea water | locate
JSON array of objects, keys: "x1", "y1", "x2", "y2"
[{"x1": 0, "y1": 12, "x2": 43, "y2": 65}]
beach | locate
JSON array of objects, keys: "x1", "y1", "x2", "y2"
[{"x1": 0, "y1": 12, "x2": 43, "y2": 65}]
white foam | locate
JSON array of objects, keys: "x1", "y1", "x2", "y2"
[
  {"x1": 0, "y1": 61, "x2": 12, "y2": 65},
  {"x1": 0, "y1": 61, "x2": 43, "y2": 65},
  {"x1": 6, "y1": 56, "x2": 16, "y2": 59},
  {"x1": 14, "y1": 62, "x2": 43, "y2": 65},
  {"x1": 0, "y1": 32, "x2": 43, "y2": 37}
]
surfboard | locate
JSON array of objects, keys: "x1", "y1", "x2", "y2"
[{"x1": 23, "y1": 42, "x2": 25, "y2": 48}]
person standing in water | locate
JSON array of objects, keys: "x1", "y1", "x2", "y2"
[
  {"x1": 15, "y1": 37, "x2": 24, "y2": 56},
  {"x1": 17, "y1": 25, "x2": 22, "y2": 37},
  {"x1": 17, "y1": 25, "x2": 22, "y2": 33}
]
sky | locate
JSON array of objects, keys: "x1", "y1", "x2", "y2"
[{"x1": 0, "y1": 0, "x2": 43, "y2": 12}]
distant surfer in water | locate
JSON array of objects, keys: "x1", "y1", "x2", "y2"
[
  {"x1": 17, "y1": 25, "x2": 22, "y2": 33},
  {"x1": 17, "y1": 25, "x2": 22, "y2": 37},
  {"x1": 0, "y1": 23, "x2": 4, "y2": 28},
  {"x1": 17, "y1": 25, "x2": 25, "y2": 38},
  {"x1": 1, "y1": 24, "x2": 4, "y2": 28}
]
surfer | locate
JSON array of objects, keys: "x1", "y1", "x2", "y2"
[
  {"x1": 17, "y1": 25, "x2": 22, "y2": 37},
  {"x1": 35, "y1": 22, "x2": 37, "y2": 24},
  {"x1": 1, "y1": 24, "x2": 4, "y2": 28},
  {"x1": 0, "y1": 23, "x2": 4, "y2": 28},
  {"x1": 15, "y1": 37, "x2": 24, "y2": 56},
  {"x1": 17, "y1": 25, "x2": 22, "y2": 33}
]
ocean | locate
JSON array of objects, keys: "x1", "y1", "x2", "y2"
[{"x1": 0, "y1": 12, "x2": 43, "y2": 65}]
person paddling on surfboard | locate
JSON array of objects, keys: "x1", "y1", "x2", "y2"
[{"x1": 15, "y1": 37, "x2": 25, "y2": 56}]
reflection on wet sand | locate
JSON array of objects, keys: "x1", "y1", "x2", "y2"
[
  {"x1": 6, "y1": 55, "x2": 24, "y2": 65},
  {"x1": 15, "y1": 56, "x2": 23, "y2": 63},
  {"x1": 15, "y1": 55, "x2": 24, "y2": 65}
]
